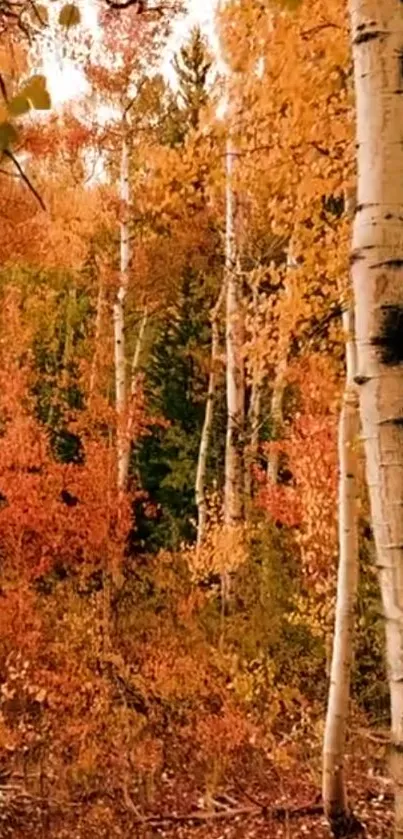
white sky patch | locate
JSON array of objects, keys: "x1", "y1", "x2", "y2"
[
  {"x1": 34, "y1": 0, "x2": 221, "y2": 185},
  {"x1": 39, "y1": 0, "x2": 219, "y2": 105},
  {"x1": 163, "y1": 0, "x2": 220, "y2": 86}
]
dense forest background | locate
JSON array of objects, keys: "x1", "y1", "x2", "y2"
[{"x1": 0, "y1": 1, "x2": 395, "y2": 837}]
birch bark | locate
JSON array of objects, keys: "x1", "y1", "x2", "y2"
[
  {"x1": 113, "y1": 119, "x2": 130, "y2": 493},
  {"x1": 224, "y1": 135, "x2": 244, "y2": 528},
  {"x1": 267, "y1": 250, "x2": 295, "y2": 484},
  {"x1": 323, "y1": 306, "x2": 360, "y2": 836},
  {"x1": 349, "y1": 3, "x2": 403, "y2": 834},
  {"x1": 89, "y1": 268, "x2": 105, "y2": 404},
  {"x1": 196, "y1": 285, "x2": 224, "y2": 547},
  {"x1": 245, "y1": 277, "x2": 263, "y2": 504}
]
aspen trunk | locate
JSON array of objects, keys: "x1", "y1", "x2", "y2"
[
  {"x1": 63, "y1": 285, "x2": 76, "y2": 373},
  {"x1": 267, "y1": 251, "x2": 295, "y2": 484},
  {"x1": 113, "y1": 122, "x2": 130, "y2": 493},
  {"x1": 89, "y1": 272, "x2": 105, "y2": 403},
  {"x1": 125, "y1": 307, "x2": 148, "y2": 467},
  {"x1": 323, "y1": 307, "x2": 360, "y2": 836},
  {"x1": 245, "y1": 378, "x2": 262, "y2": 501},
  {"x1": 224, "y1": 135, "x2": 244, "y2": 528},
  {"x1": 195, "y1": 286, "x2": 224, "y2": 547},
  {"x1": 131, "y1": 307, "x2": 148, "y2": 380},
  {"x1": 267, "y1": 356, "x2": 287, "y2": 485},
  {"x1": 349, "y1": 3, "x2": 403, "y2": 835},
  {"x1": 245, "y1": 280, "x2": 263, "y2": 504}
]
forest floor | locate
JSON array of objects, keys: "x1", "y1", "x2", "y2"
[{"x1": 7, "y1": 729, "x2": 394, "y2": 839}]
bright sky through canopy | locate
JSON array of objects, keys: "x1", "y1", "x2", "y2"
[{"x1": 43, "y1": 0, "x2": 218, "y2": 106}]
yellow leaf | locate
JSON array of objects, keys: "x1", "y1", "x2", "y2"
[
  {"x1": 59, "y1": 4, "x2": 81, "y2": 26},
  {"x1": 0, "y1": 121, "x2": 18, "y2": 151},
  {"x1": 9, "y1": 94, "x2": 31, "y2": 116},
  {"x1": 23, "y1": 75, "x2": 51, "y2": 110},
  {"x1": 34, "y1": 4, "x2": 49, "y2": 24}
]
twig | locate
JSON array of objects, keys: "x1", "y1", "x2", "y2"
[
  {"x1": 232, "y1": 776, "x2": 265, "y2": 809},
  {"x1": 357, "y1": 727, "x2": 390, "y2": 745},
  {"x1": 129, "y1": 804, "x2": 258, "y2": 824},
  {"x1": 0, "y1": 72, "x2": 8, "y2": 102},
  {"x1": 104, "y1": 0, "x2": 165, "y2": 13},
  {"x1": 127, "y1": 798, "x2": 324, "y2": 826},
  {"x1": 3, "y1": 149, "x2": 46, "y2": 210},
  {"x1": 301, "y1": 22, "x2": 341, "y2": 39}
]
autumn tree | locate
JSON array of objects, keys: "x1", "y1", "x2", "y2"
[
  {"x1": 173, "y1": 25, "x2": 212, "y2": 133},
  {"x1": 348, "y1": 2, "x2": 403, "y2": 835}
]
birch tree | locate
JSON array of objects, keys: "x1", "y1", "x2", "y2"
[
  {"x1": 224, "y1": 135, "x2": 245, "y2": 529},
  {"x1": 195, "y1": 285, "x2": 224, "y2": 547},
  {"x1": 113, "y1": 116, "x2": 131, "y2": 494},
  {"x1": 267, "y1": 249, "x2": 295, "y2": 484},
  {"x1": 323, "y1": 305, "x2": 361, "y2": 837},
  {"x1": 349, "y1": 2, "x2": 403, "y2": 834},
  {"x1": 245, "y1": 274, "x2": 263, "y2": 505}
]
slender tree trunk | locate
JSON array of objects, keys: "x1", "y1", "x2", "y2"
[
  {"x1": 267, "y1": 358, "x2": 287, "y2": 485},
  {"x1": 131, "y1": 307, "x2": 148, "y2": 381},
  {"x1": 224, "y1": 135, "x2": 244, "y2": 529},
  {"x1": 349, "y1": 3, "x2": 403, "y2": 835},
  {"x1": 63, "y1": 285, "x2": 76, "y2": 374},
  {"x1": 125, "y1": 307, "x2": 148, "y2": 466},
  {"x1": 113, "y1": 120, "x2": 130, "y2": 493},
  {"x1": 323, "y1": 307, "x2": 361, "y2": 837},
  {"x1": 245, "y1": 279, "x2": 263, "y2": 504},
  {"x1": 267, "y1": 251, "x2": 295, "y2": 484},
  {"x1": 196, "y1": 285, "x2": 224, "y2": 548},
  {"x1": 89, "y1": 271, "x2": 105, "y2": 403},
  {"x1": 245, "y1": 379, "x2": 262, "y2": 500}
]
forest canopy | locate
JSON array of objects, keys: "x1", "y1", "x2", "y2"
[{"x1": 0, "y1": 1, "x2": 401, "y2": 838}]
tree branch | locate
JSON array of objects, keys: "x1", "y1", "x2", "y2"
[
  {"x1": 125, "y1": 797, "x2": 324, "y2": 826},
  {"x1": 0, "y1": 73, "x2": 8, "y2": 103},
  {"x1": 300, "y1": 22, "x2": 341, "y2": 40},
  {"x1": 3, "y1": 149, "x2": 46, "y2": 210}
]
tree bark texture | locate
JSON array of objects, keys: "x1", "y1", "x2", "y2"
[
  {"x1": 196, "y1": 285, "x2": 224, "y2": 547},
  {"x1": 349, "y1": 3, "x2": 403, "y2": 834},
  {"x1": 323, "y1": 307, "x2": 360, "y2": 837},
  {"x1": 113, "y1": 121, "x2": 130, "y2": 493},
  {"x1": 224, "y1": 135, "x2": 245, "y2": 528}
]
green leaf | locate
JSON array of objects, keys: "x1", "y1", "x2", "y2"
[
  {"x1": 23, "y1": 76, "x2": 51, "y2": 110},
  {"x1": 0, "y1": 122, "x2": 18, "y2": 151},
  {"x1": 58, "y1": 4, "x2": 81, "y2": 26},
  {"x1": 9, "y1": 95, "x2": 31, "y2": 117}
]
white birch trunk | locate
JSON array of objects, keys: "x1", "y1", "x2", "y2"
[
  {"x1": 267, "y1": 251, "x2": 295, "y2": 484},
  {"x1": 195, "y1": 286, "x2": 224, "y2": 548},
  {"x1": 125, "y1": 307, "x2": 148, "y2": 469},
  {"x1": 349, "y1": 3, "x2": 403, "y2": 835},
  {"x1": 131, "y1": 307, "x2": 148, "y2": 381},
  {"x1": 323, "y1": 307, "x2": 360, "y2": 835},
  {"x1": 113, "y1": 120, "x2": 130, "y2": 493},
  {"x1": 245, "y1": 378, "x2": 262, "y2": 501},
  {"x1": 245, "y1": 280, "x2": 263, "y2": 503},
  {"x1": 89, "y1": 272, "x2": 105, "y2": 403},
  {"x1": 224, "y1": 135, "x2": 244, "y2": 528}
]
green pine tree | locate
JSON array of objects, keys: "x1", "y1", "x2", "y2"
[
  {"x1": 173, "y1": 26, "x2": 212, "y2": 132},
  {"x1": 134, "y1": 270, "x2": 226, "y2": 552}
]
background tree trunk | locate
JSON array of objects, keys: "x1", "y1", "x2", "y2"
[
  {"x1": 89, "y1": 268, "x2": 105, "y2": 404},
  {"x1": 113, "y1": 120, "x2": 130, "y2": 493},
  {"x1": 349, "y1": 2, "x2": 403, "y2": 835},
  {"x1": 267, "y1": 249, "x2": 295, "y2": 484},
  {"x1": 323, "y1": 305, "x2": 360, "y2": 837},
  {"x1": 196, "y1": 285, "x2": 224, "y2": 547},
  {"x1": 224, "y1": 135, "x2": 244, "y2": 529},
  {"x1": 245, "y1": 277, "x2": 263, "y2": 506}
]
